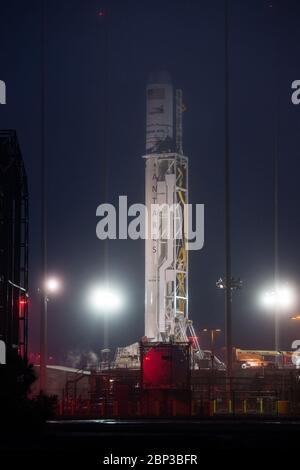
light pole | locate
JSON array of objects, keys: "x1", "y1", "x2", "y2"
[
  {"x1": 216, "y1": 276, "x2": 242, "y2": 373},
  {"x1": 39, "y1": 276, "x2": 62, "y2": 393},
  {"x1": 260, "y1": 283, "x2": 295, "y2": 365},
  {"x1": 224, "y1": 0, "x2": 232, "y2": 380},
  {"x1": 87, "y1": 283, "x2": 124, "y2": 363},
  {"x1": 202, "y1": 328, "x2": 222, "y2": 370},
  {"x1": 40, "y1": 0, "x2": 47, "y2": 394}
]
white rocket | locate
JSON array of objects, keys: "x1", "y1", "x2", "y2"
[
  {"x1": 114, "y1": 73, "x2": 204, "y2": 369},
  {"x1": 144, "y1": 71, "x2": 199, "y2": 346}
]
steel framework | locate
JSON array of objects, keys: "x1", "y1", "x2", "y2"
[{"x1": 0, "y1": 130, "x2": 29, "y2": 359}]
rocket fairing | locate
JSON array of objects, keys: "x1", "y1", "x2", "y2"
[
  {"x1": 144, "y1": 71, "x2": 189, "y2": 343},
  {"x1": 146, "y1": 71, "x2": 174, "y2": 154}
]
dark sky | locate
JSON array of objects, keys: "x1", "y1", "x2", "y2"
[{"x1": 1, "y1": 0, "x2": 300, "y2": 362}]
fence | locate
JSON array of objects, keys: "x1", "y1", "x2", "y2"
[{"x1": 55, "y1": 368, "x2": 300, "y2": 418}]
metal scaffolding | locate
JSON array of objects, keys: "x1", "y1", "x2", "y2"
[{"x1": 0, "y1": 130, "x2": 29, "y2": 359}]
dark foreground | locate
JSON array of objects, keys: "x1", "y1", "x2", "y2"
[{"x1": 0, "y1": 418, "x2": 299, "y2": 463}]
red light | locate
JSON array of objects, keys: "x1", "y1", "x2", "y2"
[
  {"x1": 188, "y1": 336, "x2": 198, "y2": 347},
  {"x1": 19, "y1": 300, "x2": 27, "y2": 305},
  {"x1": 98, "y1": 9, "x2": 106, "y2": 17}
]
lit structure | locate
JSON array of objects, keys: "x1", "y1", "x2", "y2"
[
  {"x1": 143, "y1": 71, "x2": 201, "y2": 352},
  {"x1": 40, "y1": 276, "x2": 62, "y2": 392},
  {"x1": 216, "y1": 277, "x2": 243, "y2": 296},
  {"x1": 259, "y1": 283, "x2": 296, "y2": 362},
  {"x1": 88, "y1": 284, "x2": 123, "y2": 314},
  {"x1": 291, "y1": 315, "x2": 300, "y2": 321},
  {"x1": 260, "y1": 284, "x2": 295, "y2": 310},
  {"x1": 45, "y1": 276, "x2": 62, "y2": 294}
]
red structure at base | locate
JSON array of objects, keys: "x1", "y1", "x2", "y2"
[{"x1": 140, "y1": 342, "x2": 191, "y2": 416}]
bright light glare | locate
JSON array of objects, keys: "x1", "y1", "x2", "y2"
[
  {"x1": 88, "y1": 286, "x2": 123, "y2": 313},
  {"x1": 45, "y1": 277, "x2": 61, "y2": 294},
  {"x1": 260, "y1": 284, "x2": 295, "y2": 309}
]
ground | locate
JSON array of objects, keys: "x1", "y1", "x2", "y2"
[{"x1": 1, "y1": 418, "x2": 299, "y2": 463}]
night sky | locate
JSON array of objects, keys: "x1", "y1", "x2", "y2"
[{"x1": 1, "y1": 0, "x2": 300, "y2": 364}]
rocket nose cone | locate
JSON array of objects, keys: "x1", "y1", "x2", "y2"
[{"x1": 147, "y1": 70, "x2": 172, "y2": 85}]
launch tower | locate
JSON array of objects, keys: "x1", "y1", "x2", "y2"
[{"x1": 0, "y1": 130, "x2": 29, "y2": 361}]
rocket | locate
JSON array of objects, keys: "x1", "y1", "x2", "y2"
[
  {"x1": 114, "y1": 72, "x2": 203, "y2": 367},
  {"x1": 144, "y1": 71, "x2": 191, "y2": 344}
]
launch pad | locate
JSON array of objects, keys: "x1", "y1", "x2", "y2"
[{"x1": 58, "y1": 360, "x2": 300, "y2": 419}]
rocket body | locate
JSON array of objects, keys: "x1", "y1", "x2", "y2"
[{"x1": 144, "y1": 72, "x2": 188, "y2": 343}]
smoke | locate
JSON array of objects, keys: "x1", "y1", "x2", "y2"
[
  {"x1": 86, "y1": 351, "x2": 99, "y2": 368},
  {"x1": 66, "y1": 349, "x2": 99, "y2": 369}
]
